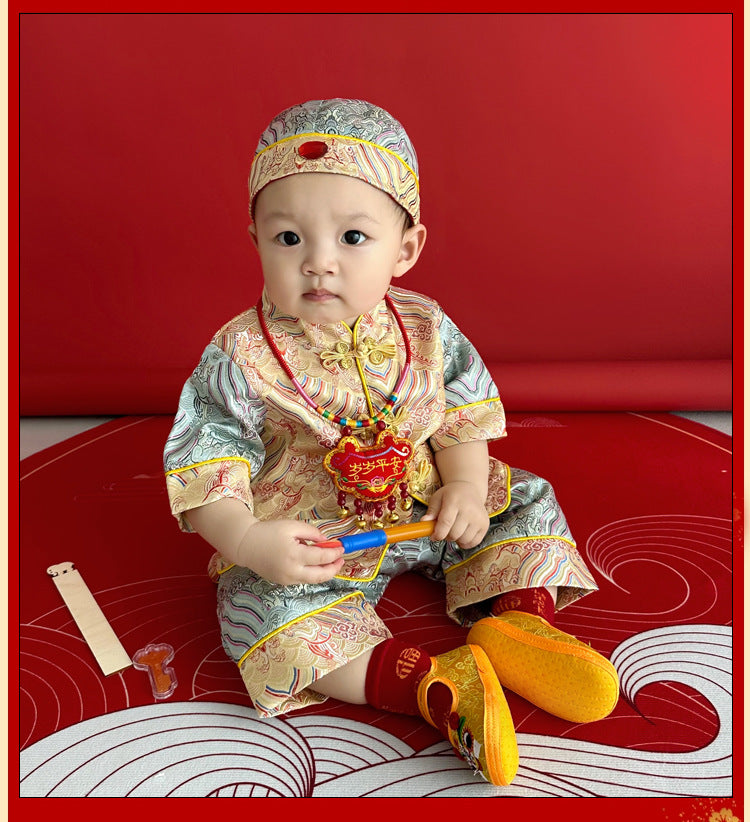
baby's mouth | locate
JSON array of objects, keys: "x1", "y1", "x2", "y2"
[{"x1": 304, "y1": 289, "x2": 337, "y2": 301}]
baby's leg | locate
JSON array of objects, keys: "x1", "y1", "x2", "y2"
[
  {"x1": 220, "y1": 542, "x2": 517, "y2": 785},
  {"x1": 313, "y1": 649, "x2": 372, "y2": 704},
  {"x1": 316, "y1": 637, "x2": 518, "y2": 787}
]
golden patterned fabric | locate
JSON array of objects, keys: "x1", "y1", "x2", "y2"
[
  {"x1": 164, "y1": 288, "x2": 597, "y2": 719},
  {"x1": 165, "y1": 286, "x2": 508, "y2": 546},
  {"x1": 238, "y1": 593, "x2": 391, "y2": 717},
  {"x1": 247, "y1": 100, "x2": 421, "y2": 224},
  {"x1": 249, "y1": 134, "x2": 420, "y2": 225},
  {"x1": 215, "y1": 471, "x2": 597, "y2": 719},
  {"x1": 166, "y1": 458, "x2": 255, "y2": 526},
  {"x1": 445, "y1": 536, "x2": 596, "y2": 624}
]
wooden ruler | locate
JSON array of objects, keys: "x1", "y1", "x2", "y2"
[{"x1": 47, "y1": 561, "x2": 132, "y2": 676}]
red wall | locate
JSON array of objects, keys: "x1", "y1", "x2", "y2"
[{"x1": 18, "y1": 13, "x2": 734, "y2": 413}]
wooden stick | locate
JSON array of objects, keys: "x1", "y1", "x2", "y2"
[{"x1": 47, "y1": 561, "x2": 132, "y2": 676}]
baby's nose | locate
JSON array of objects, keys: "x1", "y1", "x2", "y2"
[{"x1": 302, "y1": 242, "x2": 337, "y2": 275}]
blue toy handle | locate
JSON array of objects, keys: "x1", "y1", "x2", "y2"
[
  {"x1": 338, "y1": 530, "x2": 388, "y2": 553},
  {"x1": 320, "y1": 521, "x2": 435, "y2": 553}
]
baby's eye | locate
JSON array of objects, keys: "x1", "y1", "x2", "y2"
[
  {"x1": 276, "y1": 231, "x2": 300, "y2": 246},
  {"x1": 342, "y1": 230, "x2": 367, "y2": 245}
]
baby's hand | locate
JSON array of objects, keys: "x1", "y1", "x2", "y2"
[
  {"x1": 236, "y1": 519, "x2": 345, "y2": 585},
  {"x1": 421, "y1": 481, "x2": 490, "y2": 549}
]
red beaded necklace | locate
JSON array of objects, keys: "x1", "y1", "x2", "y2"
[
  {"x1": 256, "y1": 294, "x2": 415, "y2": 528},
  {"x1": 256, "y1": 294, "x2": 412, "y2": 433}
]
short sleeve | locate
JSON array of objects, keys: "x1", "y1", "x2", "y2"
[
  {"x1": 429, "y1": 312, "x2": 507, "y2": 450},
  {"x1": 163, "y1": 343, "x2": 266, "y2": 531}
]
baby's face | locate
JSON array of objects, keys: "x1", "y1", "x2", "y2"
[{"x1": 250, "y1": 173, "x2": 423, "y2": 325}]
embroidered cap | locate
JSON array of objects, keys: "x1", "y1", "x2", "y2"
[{"x1": 248, "y1": 98, "x2": 420, "y2": 224}]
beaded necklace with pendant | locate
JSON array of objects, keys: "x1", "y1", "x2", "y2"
[{"x1": 256, "y1": 295, "x2": 415, "y2": 529}]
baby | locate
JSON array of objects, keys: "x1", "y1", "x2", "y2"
[{"x1": 164, "y1": 98, "x2": 619, "y2": 786}]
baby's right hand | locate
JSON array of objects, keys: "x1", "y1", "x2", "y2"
[{"x1": 235, "y1": 519, "x2": 345, "y2": 585}]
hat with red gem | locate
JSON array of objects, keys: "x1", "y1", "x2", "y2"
[{"x1": 248, "y1": 98, "x2": 420, "y2": 225}]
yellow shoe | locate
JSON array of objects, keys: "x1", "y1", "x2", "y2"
[
  {"x1": 417, "y1": 644, "x2": 518, "y2": 786},
  {"x1": 467, "y1": 612, "x2": 620, "y2": 724}
]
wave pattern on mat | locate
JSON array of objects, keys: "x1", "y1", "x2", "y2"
[{"x1": 20, "y1": 623, "x2": 732, "y2": 798}]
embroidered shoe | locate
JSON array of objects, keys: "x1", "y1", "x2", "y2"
[
  {"x1": 466, "y1": 611, "x2": 620, "y2": 723},
  {"x1": 417, "y1": 644, "x2": 518, "y2": 786}
]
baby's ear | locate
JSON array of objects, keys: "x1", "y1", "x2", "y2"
[
  {"x1": 247, "y1": 222, "x2": 259, "y2": 249},
  {"x1": 393, "y1": 223, "x2": 427, "y2": 278}
]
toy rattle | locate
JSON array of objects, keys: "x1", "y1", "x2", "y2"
[{"x1": 315, "y1": 520, "x2": 435, "y2": 553}]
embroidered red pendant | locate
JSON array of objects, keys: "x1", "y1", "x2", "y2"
[{"x1": 324, "y1": 430, "x2": 413, "y2": 503}]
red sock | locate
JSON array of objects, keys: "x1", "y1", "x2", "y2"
[
  {"x1": 365, "y1": 638, "x2": 452, "y2": 727},
  {"x1": 490, "y1": 587, "x2": 556, "y2": 624}
]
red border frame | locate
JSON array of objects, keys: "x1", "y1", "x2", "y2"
[{"x1": 8, "y1": 7, "x2": 743, "y2": 819}]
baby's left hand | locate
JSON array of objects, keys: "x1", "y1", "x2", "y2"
[{"x1": 421, "y1": 480, "x2": 490, "y2": 549}]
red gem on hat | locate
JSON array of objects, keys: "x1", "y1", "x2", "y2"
[{"x1": 298, "y1": 140, "x2": 328, "y2": 160}]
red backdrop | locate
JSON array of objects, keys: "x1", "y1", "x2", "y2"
[{"x1": 18, "y1": 13, "x2": 734, "y2": 414}]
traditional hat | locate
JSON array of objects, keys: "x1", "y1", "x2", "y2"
[{"x1": 248, "y1": 98, "x2": 420, "y2": 224}]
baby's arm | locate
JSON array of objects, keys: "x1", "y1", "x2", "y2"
[
  {"x1": 421, "y1": 439, "x2": 490, "y2": 549},
  {"x1": 186, "y1": 498, "x2": 345, "y2": 585}
]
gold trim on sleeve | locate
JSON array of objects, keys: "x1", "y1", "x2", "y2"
[
  {"x1": 165, "y1": 455, "x2": 254, "y2": 478},
  {"x1": 445, "y1": 397, "x2": 503, "y2": 414}
]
